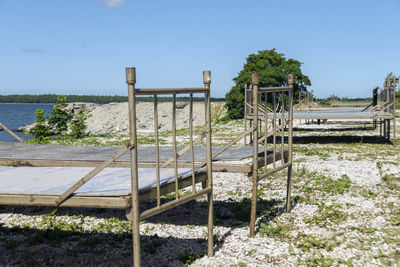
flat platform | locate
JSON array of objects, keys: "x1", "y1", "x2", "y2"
[
  {"x1": 0, "y1": 142, "x2": 272, "y2": 173},
  {"x1": 247, "y1": 110, "x2": 393, "y2": 120},
  {"x1": 0, "y1": 167, "x2": 193, "y2": 196}
]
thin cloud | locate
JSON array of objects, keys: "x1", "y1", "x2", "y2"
[
  {"x1": 22, "y1": 48, "x2": 43, "y2": 54},
  {"x1": 100, "y1": 0, "x2": 126, "y2": 8}
]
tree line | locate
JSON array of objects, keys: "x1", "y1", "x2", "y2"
[{"x1": 0, "y1": 94, "x2": 225, "y2": 104}]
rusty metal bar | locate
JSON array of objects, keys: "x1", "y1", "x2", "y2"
[
  {"x1": 56, "y1": 144, "x2": 131, "y2": 205},
  {"x1": 139, "y1": 187, "x2": 212, "y2": 220},
  {"x1": 135, "y1": 87, "x2": 209, "y2": 95},
  {"x1": 250, "y1": 73, "x2": 259, "y2": 237},
  {"x1": 189, "y1": 93, "x2": 196, "y2": 193},
  {"x1": 172, "y1": 94, "x2": 179, "y2": 200},
  {"x1": 160, "y1": 131, "x2": 206, "y2": 168},
  {"x1": 203, "y1": 70, "x2": 213, "y2": 257},
  {"x1": 258, "y1": 162, "x2": 292, "y2": 181},
  {"x1": 281, "y1": 92, "x2": 285, "y2": 164},
  {"x1": 244, "y1": 84, "x2": 248, "y2": 145},
  {"x1": 259, "y1": 86, "x2": 292, "y2": 92},
  {"x1": 264, "y1": 92, "x2": 268, "y2": 167},
  {"x1": 154, "y1": 95, "x2": 161, "y2": 206},
  {"x1": 286, "y1": 73, "x2": 294, "y2": 211},
  {"x1": 273, "y1": 92, "x2": 277, "y2": 168},
  {"x1": 126, "y1": 67, "x2": 141, "y2": 267},
  {"x1": 0, "y1": 122, "x2": 24, "y2": 143}
]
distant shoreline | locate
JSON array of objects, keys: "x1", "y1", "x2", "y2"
[{"x1": 0, "y1": 103, "x2": 55, "y2": 105}]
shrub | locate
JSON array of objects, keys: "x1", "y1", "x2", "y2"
[
  {"x1": 70, "y1": 110, "x2": 87, "y2": 139},
  {"x1": 30, "y1": 109, "x2": 51, "y2": 142},
  {"x1": 48, "y1": 94, "x2": 70, "y2": 135}
]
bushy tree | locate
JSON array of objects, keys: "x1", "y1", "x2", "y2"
[
  {"x1": 225, "y1": 49, "x2": 311, "y2": 119},
  {"x1": 70, "y1": 110, "x2": 87, "y2": 139},
  {"x1": 30, "y1": 109, "x2": 51, "y2": 142},
  {"x1": 48, "y1": 94, "x2": 70, "y2": 135}
]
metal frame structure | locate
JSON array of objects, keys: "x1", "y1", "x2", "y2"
[
  {"x1": 376, "y1": 75, "x2": 398, "y2": 145},
  {"x1": 246, "y1": 75, "x2": 397, "y2": 145},
  {"x1": 0, "y1": 67, "x2": 214, "y2": 266},
  {"x1": 0, "y1": 71, "x2": 296, "y2": 264},
  {"x1": 244, "y1": 73, "x2": 294, "y2": 236}
]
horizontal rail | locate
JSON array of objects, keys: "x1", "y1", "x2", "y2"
[
  {"x1": 258, "y1": 86, "x2": 292, "y2": 92},
  {"x1": 0, "y1": 158, "x2": 253, "y2": 173},
  {"x1": 134, "y1": 88, "x2": 209, "y2": 95},
  {"x1": 139, "y1": 186, "x2": 212, "y2": 220},
  {"x1": 258, "y1": 162, "x2": 292, "y2": 181},
  {"x1": 0, "y1": 194, "x2": 130, "y2": 208}
]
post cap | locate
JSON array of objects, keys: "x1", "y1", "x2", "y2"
[
  {"x1": 203, "y1": 71, "x2": 211, "y2": 85},
  {"x1": 252, "y1": 73, "x2": 259, "y2": 85},
  {"x1": 126, "y1": 67, "x2": 136, "y2": 84},
  {"x1": 288, "y1": 74, "x2": 294, "y2": 86}
]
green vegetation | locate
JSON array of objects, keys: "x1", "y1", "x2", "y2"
[
  {"x1": 28, "y1": 95, "x2": 88, "y2": 143},
  {"x1": 30, "y1": 109, "x2": 51, "y2": 142},
  {"x1": 225, "y1": 48, "x2": 311, "y2": 119},
  {"x1": 177, "y1": 249, "x2": 202, "y2": 264}
]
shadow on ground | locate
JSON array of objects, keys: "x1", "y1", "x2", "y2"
[{"x1": 0, "y1": 195, "x2": 298, "y2": 265}]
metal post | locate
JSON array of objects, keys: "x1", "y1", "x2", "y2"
[
  {"x1": 244, "y1": 84, "x2": 248, "y2": 145},
  {"x1": 286, "y1": 74, "x2": 294, "y2": 212},
  {"x1": 250, "y1": 73, "x2": 259, "y2": 237},
  {"x1": 126, "y1": 67, "x2": 141, "y2": 267},
  {"x1": 203, "y1": 70, "x2": 214, "y2": 257}
]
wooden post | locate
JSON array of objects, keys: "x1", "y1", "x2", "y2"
[
  {"x1": 250, "y1": 73, "x2": 259, "y2": 237},
  {"x1": 126, "y1": 67, "x2": 141, "y2": 267},
  {"x1": 203, "y1": 70, "x2": 214, "y2": 257}
]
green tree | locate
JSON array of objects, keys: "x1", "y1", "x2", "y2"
[
  {"x1": 225, "y1": 49, "x2": 311, "y2": 119},
  {"x1": 48, "y1": 94, "x2": 70, "y2": 135},
  {"x1": 70, "y1": 110, "x2": 87, "y2": 139},
  {"x1": 30, "y1": 109, "x2": 51, "y2": 142}
]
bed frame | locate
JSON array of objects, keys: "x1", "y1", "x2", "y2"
[
  {"x1": 0, "y1": 67, "x2": 214, "y2": 266},
  {"x1": 245, "y1": 74, "x2": 397, "y2": 145},
  {"x1": 242, "y1": 73, "x2": 294, "y2": 236},
  {"x1": 0, "y1": 70, "x2": 295, "y2": 264}
]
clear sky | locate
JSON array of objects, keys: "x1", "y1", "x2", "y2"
[{"x1": 0, "y1": 0, "x2": 399, "y2": 98}]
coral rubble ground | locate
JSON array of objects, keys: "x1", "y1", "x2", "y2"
[{"x1": 1, "y1": 115, "x2": 399, "y2": 266}]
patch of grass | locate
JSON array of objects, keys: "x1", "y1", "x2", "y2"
[
  {"x1": 259, "y1": 222, "x2": 290, "y2": 240},
  {"x1": 177, "y1": 249, "x2": 202, "y2": 264},
  {"x1": 304, "y1": 203, "x2": 348, "y2": 226},
  {"x1": 231, "y1": 198, "x2": 282, "y2": 222},
  {"x1": 142, "y1": 234, "x2": 168, "y2": 254},
  {"x1": 304, "y1": 150, "x2": 330, "y2": 160},
  {"x1": 304, "y1": 255, "x2": 335, "y2": 267},
  {"x1": 315, "y1": 175, "x2": 352, "y2": 195},
  {"x1": 295, "y1": 234, "x2": 339, "y2": 252}
]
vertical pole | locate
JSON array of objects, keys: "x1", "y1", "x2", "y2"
[
  {"x1": 203, "y1": 70, "x2": 214, "y2": 257},
  {"x1": 273, "y1": 92, "x2": 277, "y2": 168},
  {"x1": 126, "y1": 67, "x2": 141, "y2": 267},
  {"x1": 244, "y1": 84, "x2": 248, "y2": 145},
  {"x1": 264, "y1": 92, "x2": 268, "y2": 167},
  {"x1": 154, "y1": 95, "x2": 161, "y2": 206},
  {"x1": 250, "y1": 73, "x2": 259, "y2": 237},
  {"x1": 173, "y1": 94, "x2": 179, "y2": 199},
  {"x1": 189, "y1": 93, "x2": 196, "y2": 192},
  {"x1": 286, "y1": 74, "x2": 294, "y2": 212}
]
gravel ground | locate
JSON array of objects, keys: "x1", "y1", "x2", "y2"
[{"x1": 1, "y1": 115, "x2": 399, "y2": 266}]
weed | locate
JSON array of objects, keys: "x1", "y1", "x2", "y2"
[
  {"x1": 304, "y1": 203, "x2": 348, "y2": 226},
  {"x1": 259, "y1": 222, "x2": 290, "y2": 239},
  {"x1": 177, "y1": 249, "x2": 201, "y2": 264}
]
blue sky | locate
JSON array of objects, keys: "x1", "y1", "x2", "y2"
[{"x1": 0, "y1": 0, "x2": 399, "y2": 98}]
